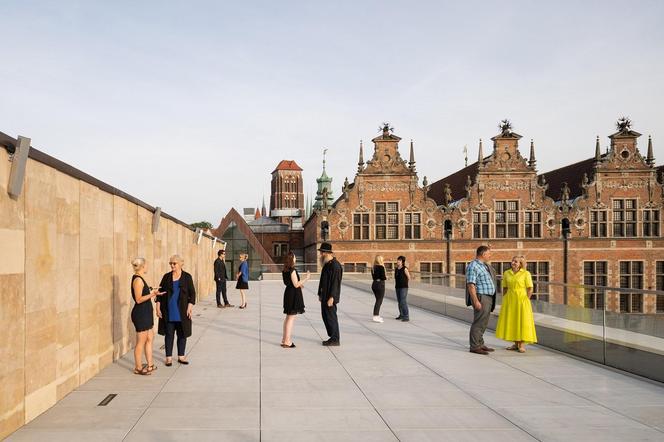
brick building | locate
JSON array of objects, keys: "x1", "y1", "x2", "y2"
[{"x1": 304, "y1": 120, "x2": 664, "y2": 314}]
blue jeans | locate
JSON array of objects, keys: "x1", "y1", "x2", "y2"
[{"x1": 396, "y1": 288, "x2": 409, "y2": 319}]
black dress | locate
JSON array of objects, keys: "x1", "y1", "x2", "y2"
[
  {"x1": 131, "y1": 275, "x2": 154, "y2": 332},
  {"x1": 282, "y1": 269, "x2": 305, "y2": 315}
]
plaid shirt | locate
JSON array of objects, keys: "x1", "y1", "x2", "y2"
[{"x1": 466, "y1": 259, "x2": 495, "y2": 296}]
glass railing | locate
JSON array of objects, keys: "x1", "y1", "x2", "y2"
[{"x1": 341, "y1": 269, "x2": 664, "y2": 383}]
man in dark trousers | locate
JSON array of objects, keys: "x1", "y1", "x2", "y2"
[
  {"x1": 214, "y1": 249, "x2": 233, "y2": 308},
  {"x1": 317, "y1": 242, "x2": 343, "y2": 346}
]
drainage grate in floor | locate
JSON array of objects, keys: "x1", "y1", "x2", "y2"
[{"x1": 98, "y1": 394, "x2": 117, "y2": 406}]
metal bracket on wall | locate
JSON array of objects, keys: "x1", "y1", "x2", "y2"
[
  {"x1": 7, "y1": 136, "x2": 31, "y2": 199},
  {"x1": 152, "y1": 207, "x2": 162, "y2": 233}
]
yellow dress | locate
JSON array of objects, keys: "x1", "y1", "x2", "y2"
[{"x1": 495, "y1": 269, "x2": 538, "y2": 343}]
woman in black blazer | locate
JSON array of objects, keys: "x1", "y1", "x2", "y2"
[{"x1": 156, "y1": 254, "x2": 196, "y2": 366}]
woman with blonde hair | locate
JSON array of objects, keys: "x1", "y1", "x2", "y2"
[
  {"x1": 236, "y1": 253, "x2": 250, "y2": 309},
  {"x1": 371, "y1": 255, "x2": 387, "y2": 322},
  {"x1": 156, "y1": 255, "x2": 196, "y2": 366},
  {"x1": 495, "y1": 255, "x2": 537, "y2": 353},
  {"x1": 130, "y1": 258, "x2": 163, "y2": 375}
]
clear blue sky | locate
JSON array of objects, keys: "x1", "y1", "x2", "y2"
[{"x1": 2, "y1": 0, "x2": 663, "y2": 225}]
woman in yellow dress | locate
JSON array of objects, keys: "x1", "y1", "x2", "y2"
[{"x1": 495, "y1": 255, "x2": 537, "y2": 353}]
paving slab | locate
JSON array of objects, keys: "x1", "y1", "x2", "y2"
[{"x1": 7, "y1": 280, "x2": 664, "y2": 441}]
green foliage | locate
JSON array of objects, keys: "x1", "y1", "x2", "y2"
[{"x1": 190, "y1": 221, "x2": 213, "y2": 230}]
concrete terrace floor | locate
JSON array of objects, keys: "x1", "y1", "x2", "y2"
[{"x1": 8, "y1": 281, "x2": 664, "y2": 442}]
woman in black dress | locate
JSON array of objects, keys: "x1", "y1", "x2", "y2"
[
  {"x1": 131, "y1": 258, "x2": 163, "y2": 375},
  {"x1": 281, "y1": 252, "x2": 310, "y2": 348},
  {"x1": 371, "y1": 255, "x2": 386, "y2": 323}
]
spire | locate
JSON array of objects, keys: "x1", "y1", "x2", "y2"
[
  {"x1": 408, "y1": 139, "x2": 416, "y2": 171},
  {"x1": 261, "y1": 197, "x2": 266, "y2": 217},
  {"x1": 477, "y1": 139, "x2": 484, "y2": 167},
  {"x1": 646, "y1": 135, "x2": 654, "y2": 166},
  {"x1": 594, "y1": 136, "x2": 601, "y2": 163},
  {"x1": 322, "y1": 148, "x2": 328, "y2": 173},
  {"x1": 528, "y1": 139, "x2": 536, "y2": 169},
  {"x1": 357, "y1": 140, "x2": 364, "y2": 173}
]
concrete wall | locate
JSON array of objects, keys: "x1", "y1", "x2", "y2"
[{"x1": 0, "y1": 146, "x2": 218, "y2": 439}]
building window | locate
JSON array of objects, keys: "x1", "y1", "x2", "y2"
[
  {"x1": 421, "y1": 262, "x2": 443, "y2": 285},
  {"x1": 375, "y1": 202, "x2": 399, "y2": 240},
  {"x1": 525, "y1": 211, "x2": 541, "y2": 238},
  {"x1": 405, "y1": 212, "x2": 422, "y2": 239},
  {"x1": 384, "y1": 262, "x2": 395, "y2": 272},
  {"x1": 473, "y1": 211, "x2": 489, "y2": 239},
  {"x1": 619, "y1": 261, "x2": 643, "y2": 313},
  {"x1": 454, "y1": 262, "x2": 467, "y2": 289},
  {"x1": 656, "y1": 261, "x2": 664, "y2": 313},
  {"x1": 643, "y1": 209, "x2": 660, "y2": 237},
  {"x1": 273, "y1": 242, "x2": 289, "y2": 257},
  {"x1": 583, "y1": 261, "x2": 607, "y2": 309},
  {"x1": 590, "y1": 210, "x2": 608, "y2": 237},
  {"x1": 495, "y1": 200, "x2": 519, "y2": 238},
  {"x1": 526, "y1": 262, "x2": 550, "y2": 302},
  {"x1": 343, "y1": 262, "x2": 367, "y2": 273},
  {"x1": 613, "y1": 199, "x2": 637, "y2": 237},
  {"x1": 353, "y1": 213, "x2": 370, "y2": 240},
  {"x1": 491, "y1": 261, "x2": 512, "y2": 276},
  {"x1": 420, "y1": 262, "x2": 443, "y2": 273}
]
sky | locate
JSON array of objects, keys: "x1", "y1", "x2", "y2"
[{"x1": 2, "y1": 0, "x2": 663, "y2": 226}]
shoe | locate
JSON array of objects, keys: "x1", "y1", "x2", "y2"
[
  {"x1": 217, "y1": 304, "x2": 224, "y2": 308},
  {"x1": 281, "y1": 343, "x2": 296, "y2": 348},
  {"x1": 165, "y1": 360, "x2": 173, "y2": 367},
  {"x1": 469, "y1": 347, "x2": 489, "y2": 355},
  {"x1": 322, "y1": 340, "x2": 340, "y2": 346},
  {"x1": 481, "y1": 345, "x2": 495, "y2": 352},
  {"x1": 372, "y1": 316, "x2": 384, "y2": 323},
  {"x1": 395, "y1": 316, "x2": 402, "y2": 320},
  {"x1": 401, "y1": 318, "x2": 410, "y2": 322},
  {"x1": 133, "y1": 366, "x2": 151, "y2": 375},
  {"x1": 177, "y1": 358, "x2": 189, "y2": 365},
  {"x1": 225, "y1": 304, "x2": 235, "y2": 308}
]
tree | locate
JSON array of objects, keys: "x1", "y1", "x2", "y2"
[{"x1": 190, "y1": 221, "x2": 213, "y2": 230}]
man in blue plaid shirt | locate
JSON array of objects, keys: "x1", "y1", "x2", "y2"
[{"x1": 466, "y1": 245, "x2": 496, "y2": 355}]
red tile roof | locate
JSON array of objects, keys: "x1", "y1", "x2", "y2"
[
  {"x1": 272, "y1": 160, "x2": 303, "y2": 173},
  {"x1": 539, "y1": 156, "x2": 601, "y2": 200},
  {"x1": 428, "y1": 161, "x2": 482, "y2": 205}
]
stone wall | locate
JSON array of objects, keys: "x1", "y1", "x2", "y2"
[{"x1": 0, "y1": 146, "x2": 218, "y2": 439}]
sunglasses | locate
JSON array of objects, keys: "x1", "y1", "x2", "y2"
[{"x1": 169, "y1": 262, "x2": 179, "y2": 265}]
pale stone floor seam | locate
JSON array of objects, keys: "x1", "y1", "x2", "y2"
[
  {"x1": 313, "y1": 286, "x2": 542, "y2": 441},
  {"x1": 7, "y1": 281, "x2": 664, "y2": 442}
]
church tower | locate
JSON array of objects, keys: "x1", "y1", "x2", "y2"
[{"x1": 270, "y1": 160, "x2": 304, "y2": 224}]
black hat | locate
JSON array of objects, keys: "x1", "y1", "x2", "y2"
[{"x1": 318, "y1": 242, "x2": 333, "y2": 253}]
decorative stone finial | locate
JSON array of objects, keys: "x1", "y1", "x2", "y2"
[
  {"x1": 477, "y1": 139, "x2": 484, "y2": 167},
  {"x1": 528, "y1": 139, "x2": 536, "y2": 169},
  {"x1": 499, "y1": 119, "x2": 513, "y2": 135},
  {"x1": 357, "y1": 140, "x2": 364, "y2": 172},
  {"x1": 646, "y1": 135, "x2": 654, "y2": 166},
  {"x1": 595, "y1": 136, "x2": 601, "y2": 163},
  {"x1": 616, "y1": 116, "x2": 632, "y2": 132},
  {"x1": 409, "y1": 139, "x2": 416, "y2": 171}
]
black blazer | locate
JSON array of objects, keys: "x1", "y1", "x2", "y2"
[
  {"x1": 317, "y1": 258, "x2": 343, "y2": 304},
  {"x1": 214, "y1": 258, "x2": 228, "y2": 282},
  {"x1": 157, "y1": 271, "x2": 196, "y2": 337}
]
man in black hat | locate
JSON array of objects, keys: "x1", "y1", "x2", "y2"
[{"x1": 317, "y1": 242, "x2": 343, "y2": 346}]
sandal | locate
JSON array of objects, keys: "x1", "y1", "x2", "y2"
[
  {"x1": 506, "y1": 345, "x2": 518, "y2": 351},
  {"x1": 147, "y1": 364, "x2": 157, "y2": 372},
  {"x1": 133, "y1": 366, "x2": 151, "y2": 375},
  {"x1": 517, "y1": 347, "x2": 526, "y2": 353}
]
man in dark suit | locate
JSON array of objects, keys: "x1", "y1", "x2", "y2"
[
  {"x1": 214, "y1": 249, "x2": 233, "y2": 308},
  {"x1": 317, "y1": 242, "x2": 343, "y2": 346}
]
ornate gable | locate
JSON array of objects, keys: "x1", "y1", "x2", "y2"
[{"x1": 361, "y1": 123, "x2": 412, "y2": 175}]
